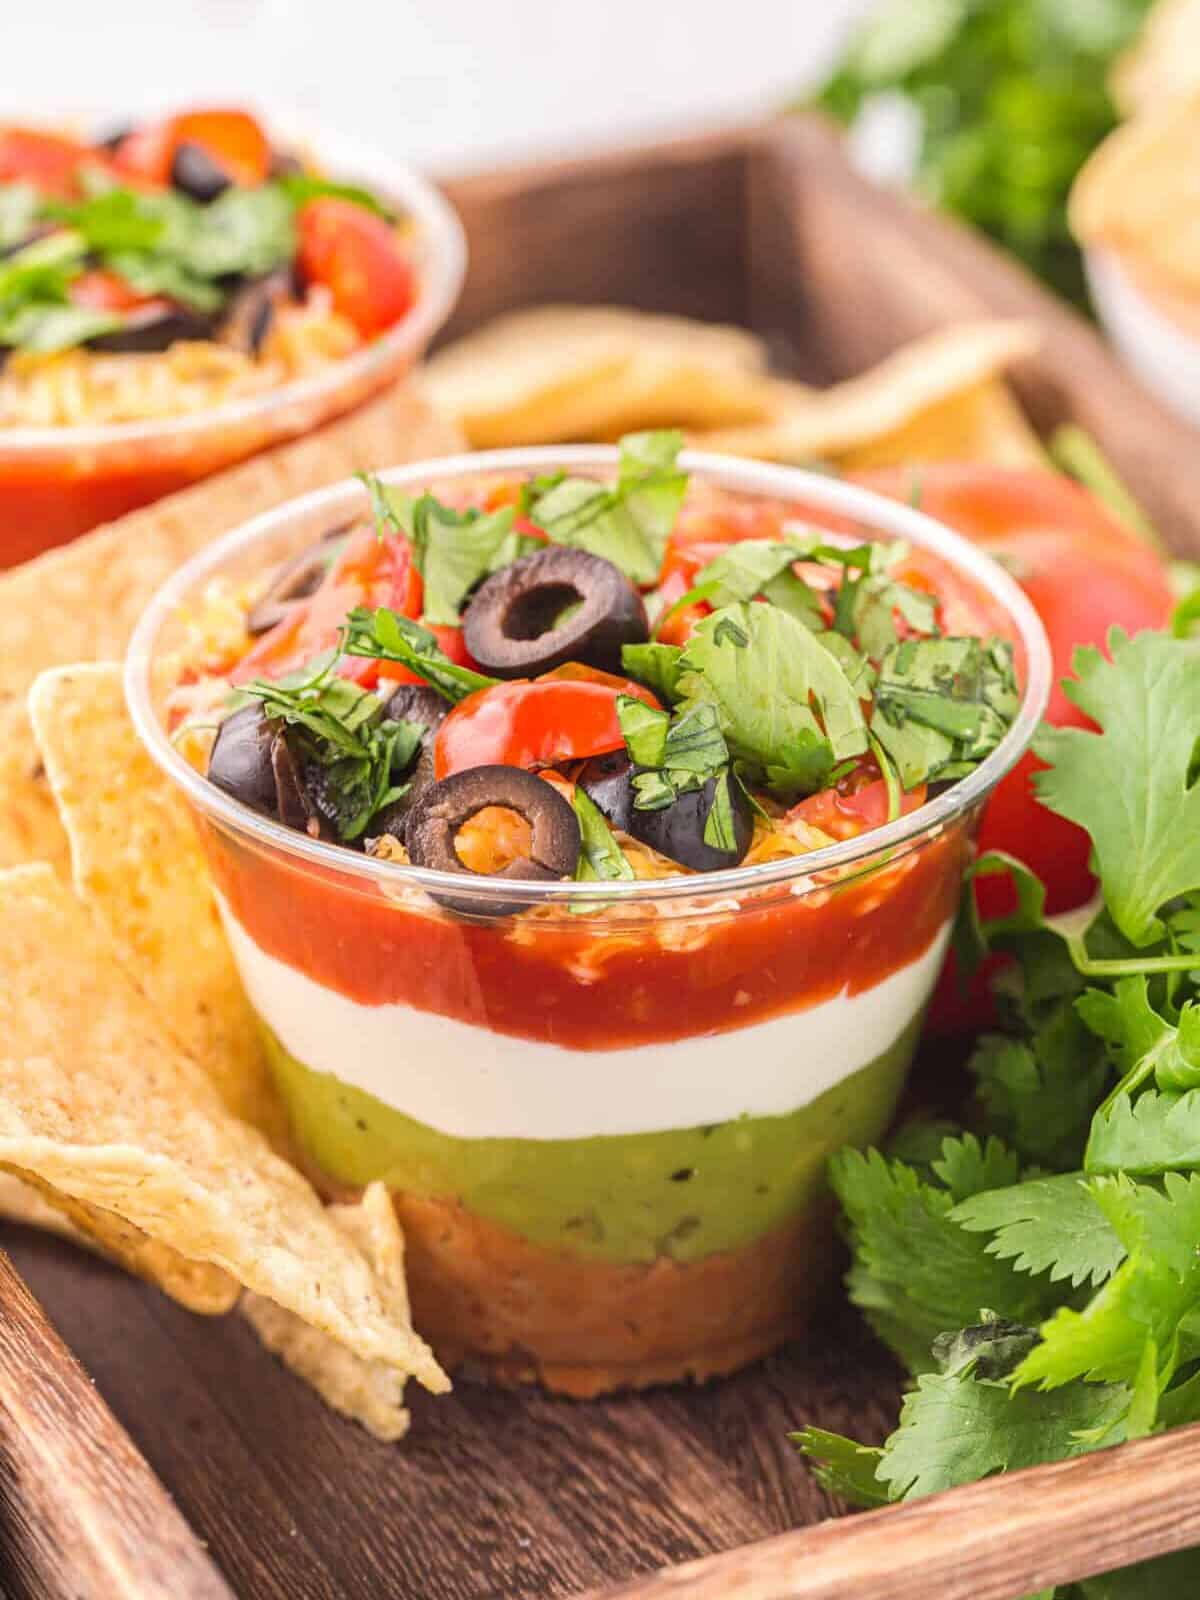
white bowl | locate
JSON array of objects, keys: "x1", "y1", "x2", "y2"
[{"x1": 1086, "y1": 247, "x2": 1200, "y2": 427}]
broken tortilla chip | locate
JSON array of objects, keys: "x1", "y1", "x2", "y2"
[
  {"x1": 0, "y1": 863, "x2": 447, "y2": 1392},
  {"x1": 836, "y1": 378, "x2": 1048, "y2": 472},
  {"x1": 420, "y1": 305, "x2": 770, "y2": 446},
  {"x1": 0, "y1": 1164, "x2": 239, "y2": 1312},
  {"x1": 243, "y1": 1183, "x2": 415, "y2": 1441},
  {"x1": 693, "y1": 320, "x2": 1040, "y2": 462},
  {"x1": 1110, "y1": 0, "x2": 1200, "y2": 117},
  {"x1": 0, "y1": 700, "x2": 67, "y2": 873},
  {"x1": 28, "y1": 663, "x2": 277, "y2": 1136}
]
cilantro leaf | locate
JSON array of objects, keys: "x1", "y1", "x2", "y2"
[
  {"x1": 953, "y1": 1176, "x2": 1126, "y2": 1290},
  {"x1": 1014, "y1": 1173, "x2": 1200, "y2": 1392},
  {"x1": 0, "y1": 183, "x2": 38, "y2": 252},
  {"x1": 832, "y1": 1146, "x2": 1064, "y2": 1374},
  {"x1": 930, "y1": 1131, "x2": 1021, "y2": 1201},
  {"x1": 342, "y1": 607, "x2": 498, "y2": 702},
  {"x1": 679, "y1": 601, "x2": 867, "y2": 799},
  {"x1": 526, "y1": 430, "x2": 687, "y2": 585},
  {"x1": 657, "y1": 539, "x2": 823, "y2": 637},
  {"x1": 1085, "y1": 1090, "x2": 1200, "y2": 1176},
  {"x1": 871, "y1": 636, "x2": 1019, "y2": 789},
  {"x1": 1077, "y1": 977, "x2": 1200, "y2": 1096},
  {"x1": 370, "y1": 482, "x2": 519, "y2": 625},
  {"x1": 1034, "y1": 630, "x2": 1200, "y2": 947},
  {"x1": 789, "y1": 1427, "x2": 889, "y2": 1509},
  {"x1": 969, "y1": 1030, "x2": 1107, "y2": 1173},
  {"x1": 620, "y1": 641, "x2": 684, "y2": 702},
  {"x1": 877, "y1": 1366, "x2": 1128, "y2": 1500},
  {"x1": 617, "y1": 696, "x2": 731, "y2": 814},
  {"x1": 573, "y1": 787, "x2": 634, "y2": 886},
  {"x1": 930, "y1": 1315, "x2": 1042, "y2": 1380}
]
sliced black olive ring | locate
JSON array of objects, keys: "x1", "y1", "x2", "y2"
[
  {"x1": 405, "y1": 765, "x2": 581, "y2": 917},
  {"x1": 462, "y1": 546, "x2": 648, "y2": 679},
  {"x1": 86, "y1": 305, "x2": 217, "y2": 354},
  {"x1": 170, "y1": 140, "x2": 234, "y2": 202},
  {"x1": 580, "y1": 751, "x2": 753, "y2": 873},
  {"x1": 245, "y1": 523, "x2": 351, "y2": 636}
]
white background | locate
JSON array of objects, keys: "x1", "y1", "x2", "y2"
[{"x1": 5, "y1": 0, "x2": 872, "y2": 176}]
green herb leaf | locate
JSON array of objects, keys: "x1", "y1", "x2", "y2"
[
  {"x1": 877, "y1": 1366, "x2": 1128, "y2": 1501},
  {"x1": 620, "y1": 641, "x2": 684, "y2": 702},
  {"x1": 1034, "y1": 630, "x2": 1200, "y2": 947},
  {"x1": 0, "y1": 183, "x2": 39, "y2": 252},
  {"x1": 277, "y1": 172, "x2": 393, "y2": 219},
  {"x1": 342, "y1": 607, "x2": 499, "y2": 702},
  {"x1": 1085, "y1": 1090, "x2": 1200, "y2": 1177},
  {"x1": 789, "y1": 1427, "x2": 889, "y2": 1509},
  {"x1": 373, "y1": 482, "x2": 518, "y2": 625},
  {"x1": 871, "y1": 636, "x2": 1018, "y2": 789},
  {"x1": 616, "y1": 696, "x2": 669, "y2": 769},
  {"x1": 573, "y1": 787, "x2": 634, "y2": 885},
  {"x1": 1077, "y1": 977, "x2": 1200, "y2": 1097},
  {"x1": 678, "y1": 601, "x2": 867, "y2": 800},
  {"x1": 702, "y1": 770, "x2": 738, "y2": 852},
  {"x1": 526, "y1": 430, "x2": 687, "y2": 585},
  {"x1": 953, "y1": 1175, "x2": 1126, "y2": 1290}
]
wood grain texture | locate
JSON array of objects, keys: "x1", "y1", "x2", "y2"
[
  {"x1": 0, "y1": 1247, "x2": 233, "y2": 1600},
  {"x1": 583, "y1": 1423, "x2": 1200, "y2": 1600}
]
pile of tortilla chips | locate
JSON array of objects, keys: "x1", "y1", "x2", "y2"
[
  {"x1": 0, "y1": 295, "x2": 1053, "y2": 1444},
  {"x1": 419, "y1": 304, "x2": 1045, "y2": 468}
]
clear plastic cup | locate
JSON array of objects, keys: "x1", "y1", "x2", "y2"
[
  {"x1": 0, "y1": 116, "x2": 466, "y2": 566},
  {"x1": 127, "y1": 449, "x2": 1051, "y2": 1395}
]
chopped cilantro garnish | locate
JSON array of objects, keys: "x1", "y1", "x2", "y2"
[
  {"x1": 341, "y1": 607, "x2": 498, "y2": 702},
  {"x1": 525, "y1": 430, "x2": 687, "y2": 585},
  {"x1": 871, "y1": 636, "x2": 1018, "y2": 789},
  {"x1": 615, "y1": 696, "x2": 730, "y2": 813},
  {"x1": 572, "y1": 787, "x2": 634, "y2": 886}
]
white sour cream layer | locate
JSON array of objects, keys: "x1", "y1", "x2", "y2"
[{"x1": 219, "y1": 902, "x2": 951, "y2": 1142}]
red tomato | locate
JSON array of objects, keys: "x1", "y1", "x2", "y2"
[
  {"x1": 790, "y1": 777, "x2": 926, "y2": 840},
  {"x1": 69, "y1": 270, "x2": 164, "y2": 314},
  {"x1": 434, "y1": 676, "x2": 659, "y2": 779},
  {"x1": 114, "y1": 108, "x2": 271, "y2": 188},
  {"x1": 296, "y1": 199, "x2": 416, "y2": 338},
  {"x1": 0, "y1": 127, "x2": 94, "y2": 196},
  {"x1": 232, "y1": 530, "x2": 420, "y2": 689},
  {"x1": 857, "y1": 465, "x2": 1174, "y2": 918}
]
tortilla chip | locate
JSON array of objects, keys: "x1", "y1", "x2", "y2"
[
  {"x1": 0, "y1": 1164, "x2": 239, "y2": 1312},
  {"x1": 837, "y1": 379, "x2": 1048, "y2": 471},
  {"x1": 1070, "y1": 90, "x2": 1200, "y2": 298},
  {"x1": 27, "y1": 663, "x2": 277, "y2": 1135},
  {"x1": 1110, "y1": 0, "x2": 1200, "y2": 117},
  {"x1": 0, "y1": 863, "x2": 447, "y2": 1391},
  {"x1": 694, "y1": 320, "x2": 1041, "y2": 462},
  {"x1": 0, "y1": 383, "x2": 463, "y2": 705},
  {"x1": 0, "y1": 701, "x2": 67, "y2": 873},
  {"x1": 242, "y1": 1183, "x2": 415, "y2": 1441},
  {"x1": 420, "y1": 305, "x2": 770, "y2": 446}
]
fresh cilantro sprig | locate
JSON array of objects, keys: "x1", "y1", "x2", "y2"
[
  {"x1": 341, "y1": 607, "x2": 498, "y2": 702},
  {"x1": 796, "y1": 624, "x2": 1200, "y2": 1598},
  {"x1": 241, "y1": 657, "x2": 422, "y2": 840},
  {"x1": 525, "y1": 430, "x2": 688, "y2": 585}
]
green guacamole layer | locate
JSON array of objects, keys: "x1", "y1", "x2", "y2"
[{"x1": 265, "y1": 1016, "x2": 919, "y2": 1266}]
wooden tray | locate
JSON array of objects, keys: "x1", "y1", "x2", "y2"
[{"x1": 6, "y1": 116, "x2": 1200, "y2": 1600}]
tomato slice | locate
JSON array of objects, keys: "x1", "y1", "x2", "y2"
[
  {"x1": 434, "y1": 676, "x2": 659, "y2": 779},
  {"x1": 69, "y1": 269, "x2": 165, "y2": 314},
  {"x1": 231, "y1": 530, "x2": 420, "y2": 688},
  {"x1": 114, "y1": 108, "x2": 271, "y2": 188},
  {"x1": 296, "y1": 198, "x2": 416, "y2": 339},
  {"x1": 0, "y1": 127, "x2": 95, "y2": 197},
  {"x1": 789, "y1": 777, "x2": 926, "y2": 841}
]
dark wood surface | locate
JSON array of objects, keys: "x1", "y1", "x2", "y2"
[
  {"x1": 0, "y1": 1228, "x2": 901, "y2": 1600},
  {"x1": 0, "y1": 1247, "x2": 233, "y2": 1600},
  {"x1": 7, "y1": 116, "x2": 1200, "y2": 1599}
]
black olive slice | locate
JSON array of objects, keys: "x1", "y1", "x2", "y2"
[
  {"x1": 219, "y1": 268, "x2": 295, "y2": 356},
  {"x1": 578, "y1": 749, "x2": 635, "y2": 833},
  {"x1": 86, "y1": 305, "x2": 217, "y2": 354},
  {"x1": 208, "y1": 704, "x2": 285, "y2": 815},
  {"x1": 406, "y1": 765, "x2": 581, "y2": 916},
  {"x1": 627, "y1": 773, "x2": 753, "y2": 873},
  {"x1": 245, "y1": 524, "x2": 351, "y2": 636},
  {"x1": 170, "y1": 140, "x2": 233, "y2": 202},
  {"x1": 382, "y1": 684, "x2": 448, "y2": 732},
  {"x1": 462, "y1": 547, "x2": 648, "y2": 679}
]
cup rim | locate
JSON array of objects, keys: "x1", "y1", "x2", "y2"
[
  {"x1": 125, "y1": 446, "x2": 1053, "y2": 909},
  {"x1": 0, "y1": 110, "x2": 467, "y2": 454}
]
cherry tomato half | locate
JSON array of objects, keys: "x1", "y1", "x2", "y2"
[
  {"x1": 0, "y1": 126, "x2": 95, "y2": 197},
  {"x1": 434, "y1": 675, "x2": 659, "y2": 779},
  {"x1": 69, "y1": 270, "x2": 164, "y2": 314},
  {"x1": 114, "y1": 108, "x2": 271, "y2": 188},
  {"x1": 231, "y1": 530, "x2": 421, "y2": 689},
  {"x1": 296, "y1": 198, "x2": 416, "y2": 339},
  {"x1": 789, "y1": 776, "x2": 926, "y2": 840}
]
